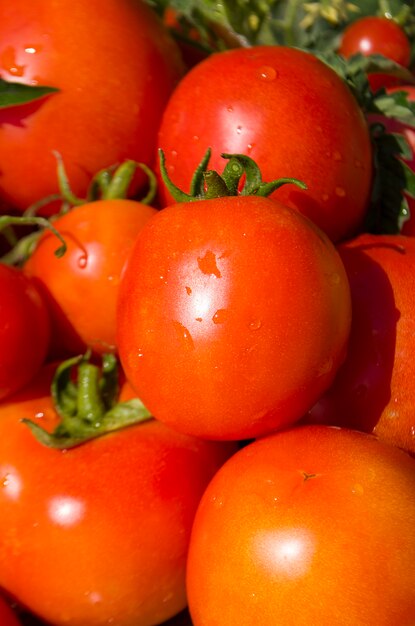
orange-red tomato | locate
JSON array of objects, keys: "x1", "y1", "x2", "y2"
[
  {"x1": 306, "y1": 233, "x2": 415, "y2": 454},
  {"x1": 117, "y1": 194, "x2": 352, "y2": 440},
  {"x1": 157, "y1": 46, "x2": 373, "y2": 242},
  {"x1": 0, "y1": 263, "x2": 50, "y2": 400},
  {"x1": 0, "y1": 365, "x2": 236, "y2": 626},
  {"x1": 187, "y1": 425, "x2": 415, "y2": 626},
  {"x1": 24, "y1": 199, "x2": 157, "y2": 358},
  {"x1": 0, "y1": 0, "x2": 184, "y2": 212}
]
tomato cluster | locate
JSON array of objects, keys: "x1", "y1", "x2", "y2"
[{"x1": 0, "y1": 2, "x2": 414, "y2": 626}]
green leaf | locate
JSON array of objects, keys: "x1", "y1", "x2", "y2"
[{"x1": 0, "y1": 78, "x2": 59, "y2": 108}]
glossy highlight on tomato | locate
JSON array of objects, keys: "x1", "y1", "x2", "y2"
[
  {"x1": 0, "y1": 0, "x2": 184, "y2": 212},
  {"x1": 157, "y1": 46, "x2": 373, "y2": 242},
  {"x1": 187, "y1": 425, "x2": 415, "y2": 626},
  {"x1": 117, "y1": 193, "x2": 352, "y2": 440}
]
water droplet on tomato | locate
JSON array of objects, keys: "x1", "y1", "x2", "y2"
[
  {"x1": 335, "y1": 186, "x2": 346, "y2": 198},
  {"x1": 212, "y1": 309, "x2": 228, "y2": 324},
  {"x1": 317, "y1": 358, "x2": 333, "y2": 376},
  {"x1": 257, "y1": 65, "x2": 277, "y2": 81},
  {"x1": 249, "y1": 319, "x2": 262, "y2": 330},
  {"x1": 192, "y1": 135, "x2": 199, "y2": 141},
  {"x1": 77, "y1": 254, "x2": 88, "y2": 269},
  {"x1": 227, "y1": 106, "x2": 233, "y2": 112},
  {"x1": 332, "y1": 150, "x2": 342, "y2": 161},
  {"x1": 236, "y1": 125, "x2": 242, "y2": 134},
  {"x1": 321, "y1": 193, "x2": 329, "y2": 202},
  {"x1": 173, "y1": 321, "x2": 194, "y2": 350},
  {"x1": 351, "y1": 483, "x2": 364, "y2": 496},
  {"x1": 0, "y1": 46, "x2": 25, "y2": 77},
  {"x1": 197, "y1": 250, "x2": 221, "y2": 278}
]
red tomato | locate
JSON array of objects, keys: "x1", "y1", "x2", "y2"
[
  {"x1": 338, "y1": 16, "x2": 412, "y2": 91},
  {"x1": 117, "y1": 194, "x2": 352, "y2": 440},
  {"x1": 157, "y1": 46, "x2": 373, "y2": 242},
  {"x1": 0, "y1": 365, "x2": 236, "y2": 626},
  {"x1": 0, "y1": 0, "x2": 184, "y2": 212},
  {"x1": 0, "y1": 263, "x2": 49, "y2": 400},
  {"x1": 306, "y1": 233, "x2": 415, "y2": 455},
  {"x1": 23, "y1": 199, "x2": 157, "y2": 357},
  {"x1": 0, "y1": 596, "x2": 22, "y2": 626},
  {"x1": 187, "y1": 425, "x2": 415, "y2": 626}
]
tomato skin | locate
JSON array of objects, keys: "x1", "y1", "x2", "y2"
[
  {"x1": 0, "y1": 0, "x2": 184, "y2": 212},
  {"x1": 187, "y1": 425, "x2": 415, "y2": 626},
  {"x1": 157, "y1": 46, "x2": 373, "y2": 243},
  {"x1": 23, "y1": 199, "x2": 157, "y2": 358},
  {"x1": 0, "y1": 263, "x2": 50, "y2": 400},
  {"x1": 117, "y1": 195, "x2": 352, "y2": 440},
  {"x1": 306, "y1": 233, "x2": 415, "y2": 455},
  {"x1": 0, "y1": 366, "x2": 236, "y2": 626}
]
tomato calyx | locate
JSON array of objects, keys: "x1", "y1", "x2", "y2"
[
  {"x1": 22, "y1": 353, "x2": 152, "y2": 449},
  {"x1": 159, "y1": 147, "x2": 307, "y2": 202},
  {"x1": 0, "y1": 77, "x2": 59, "y2": 108}
]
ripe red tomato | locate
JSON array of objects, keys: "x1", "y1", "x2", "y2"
[
  {"x1": 24, "y1": 199, "x2": 157, "y2": 358},
  {"x1": 0, "y1": 263, "x2": 49, "y2": 400},
  {"x1": 0, "y1": 596, "x2": 22, "y2": 626},
  {"x1": 0, "y1": 0, "x2": 184, "y2": 212},
  {"x1": 117, "y1": 194, "x2": 352, "y2": 440},
  {"x1": 0, "y1": 364, "x2": 236, "y2": 626},
  {"x1": 187, "y1": 425, "x2": 415, "y2": 626},
  {"x1": 306, "y1": 233, "x2": 415, "y2": 455},
  {"x1": 157, "y1": 46, "x2": 373, "y2": 242},
  {"x1": 338, "y1": 16, "x2": 412, "y2": 92}
]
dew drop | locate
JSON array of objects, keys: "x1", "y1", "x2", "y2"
[
  {"x1": 257, "y1": 65, "x2": 277, "y2": 81},
  {"x1": 227, "y1": 106, "x2": 233, "y2": 112},
  {"x1": 351, "y1": 483, "x2": 364, "y2": 496},
  {"x1": 335, "y1": 186, "x2": 346, "y2": 198},
  {"x1": 249, "y1": 319, "x2": 262, "y2": 330},
  {"x1": 332, "y1": 150, "x2": 342, "y2": 161},
  {"x1": 212, "y1": 309, "x2": 228, "y2": 324},
  {"x1": 236, "y1": 125, "x2": 242, "y2": 135},
  {"x1": 192, "y1": 135, "x2": 199, "y2": 142},
  {"x1": 77, "y1": 255, "x2": 88, "y2": 269}
]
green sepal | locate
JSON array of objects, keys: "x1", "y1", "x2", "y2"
[
  {"x1": 22, "y1": 353, "x2": 152, "y2": 449},
  {"x1": 0, "y1": 78, "x2": 59, "y2": 108},
  {"x1": 159, "y1": 148, "x2": 307, "y2": 202}
]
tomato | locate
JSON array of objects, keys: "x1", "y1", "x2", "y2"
[
  {"x1": 0, "y1": 364, "x2": 236, "y2": 626},
  {"x1": 0, "y1": 0, "x2": 184, "y2": 212},
  {"x1": 156, "y1": 46, "x2": 373, "y2": 243},
  {"x1": 23, "y1": 198, "x2": 157, "y2": 358},
  {"x1": 305, "y1": 233, "x2": 415, "y2": 455},
  {"x1": 338, "y1": 16, "x2": 412, "y2": 92},
  {"x1": 0, "y1": 596, "x2": 22, "y2": 626},
  {"x1": 187, "y1": 425, "x2": 415, "y2": 626},
  {"x1": 0, "y1": 262, "x2": 49, "y2": 401},
  {"x1": 117, "y1": 193, "x2": 352, "y2": 440}
]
